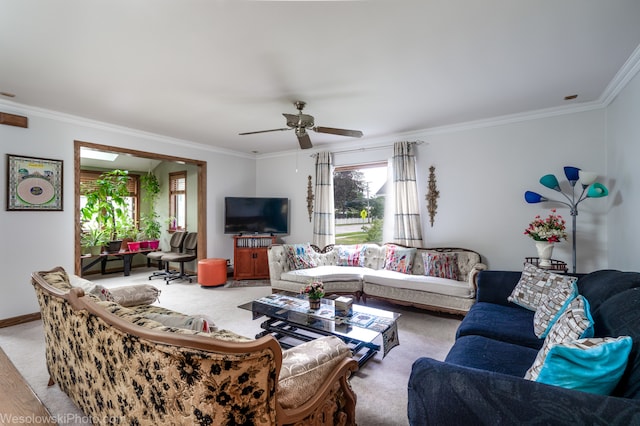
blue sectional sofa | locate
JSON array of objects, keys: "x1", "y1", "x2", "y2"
[{"x1": 408, "y1": 269, "x2": 640, "y2": 425}]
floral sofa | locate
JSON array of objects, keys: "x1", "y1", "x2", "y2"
[
  {"x1": 408, "y1": 266, "x2": 640, "y2": 424},
  {"x1": 268, "y1": 243, "x2": 486, "y2": 315},
  {"x1": 32, "y1": 267, "x2": 358, "y2": 426}
]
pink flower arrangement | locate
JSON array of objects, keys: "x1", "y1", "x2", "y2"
[
  {"x1": 524, "y1": 209, "x2": 567, "y2": 243},
  {"x1": 301, "y1": 280, "x2": 324, "y2": 300}
]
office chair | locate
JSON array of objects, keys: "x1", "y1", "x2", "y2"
[
  {"x1": 162, "y1": 232, "x2": 198, "y2": 284},
  {"x1": 148, "y1": 231, "x2": 186, "y2": 280}
]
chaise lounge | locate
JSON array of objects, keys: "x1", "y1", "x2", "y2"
[{"x1": 32, "y1": 266, "x2": 358, "y2": 425}]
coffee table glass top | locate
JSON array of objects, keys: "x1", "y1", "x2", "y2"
[{"x1": 238, "y1": 293, "x2": 400, "y2": 344}]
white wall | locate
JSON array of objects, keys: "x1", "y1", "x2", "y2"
[
  {"x1": 256, "y1": 109, "x2": 609, "y2": 272},
  {"x1": 606, "y1": 69, "x2": 640, "y2": 270},
  {"x1": 0, "y1": 104, "x2": 255, "y2": 319}
]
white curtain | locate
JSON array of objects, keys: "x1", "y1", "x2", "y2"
[
  {"x1": 313, "y1": 151, "x2": 335, "y2": 248},
  {"x1": 392, "y1": 142, "x2": 423, "y2": 247}
]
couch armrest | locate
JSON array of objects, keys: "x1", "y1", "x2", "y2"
[
  {"x1": 408, "y1": 358, "x2": 640, "y2": 425},
  {"x1": 277, "y1": 336, "x2": 358, "y2": 424},
  {"x1": 467, "y1": 262, "x2": 487, "y2": 290},
  {"x1": 475, "y1": 270, "x2": 523, "y2": 305}
]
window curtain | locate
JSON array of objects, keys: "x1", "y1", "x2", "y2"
[
  {"x1": 313, "y1": 151, "x2": 335, "y2": 248},
  {"x1": 392, "y1": 141, "x2": 423, "y2": 247}
]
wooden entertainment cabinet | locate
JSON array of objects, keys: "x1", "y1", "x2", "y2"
[{"x1": 233, "y1": 235, "x2": 276, "y2": 280}]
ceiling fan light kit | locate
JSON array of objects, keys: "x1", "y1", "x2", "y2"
[{"x1": 239, "y1": 100, "x2": 363, "y2": 149}]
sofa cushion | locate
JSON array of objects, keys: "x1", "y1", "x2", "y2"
[
  {"x1": 525, "y1": 295, "x2": 594, "y2": 380},
  {"x1": 281, "y1": 265, "x2": 372, "y2": 283},
  {"x1": 591, "y1": 287, "x2": 640, "y2": 398},
  {"x1": 533, "y1": 280, "x2": 578, "y2": 338},
  {"x1": 284, "y1": 243, "x2": 318, "y2": 270},
  {"x1": 456, "y1": 302, "x2": 542, "y2": 349},
  {"x1": 278, "y1": 336, "x2": 352, "y2": 409},
  {"x1": 69, "y1": 274, "x2": 116, "y2": 302},
  {"x1": 364, "y1": 269, "x2": 472, "y2": 298},
  {"x1": 578, "y1": 270, "x2": 640, "y2": 312},
  {"x1": 534, "y1": 336, "x2": 632, "y2": 395},
  {"x1": 445, "y1": 335, "x2": 538, "y2": 377},
  {"x1": 108, "y1": 284, "x2": 161, "y2": 307},
  {"x1": 508, "y1": 263, "x2": 577, "y2": 311},
  {"x1": 422, "y1": 252, "x2": 458, "y2": 280},
  {"x1": 336, "y1": 244, "x2": 366, "y2": 266},
  {"x1": 383, "y1": 244, "x2": 417, "y2": 274}
]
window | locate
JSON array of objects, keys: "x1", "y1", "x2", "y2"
[
  {"x1": 333, "y1": 163, "x2": 387, "y2": 244},
  {"x1": 79, "y1": 170, "x2": 139, "y2": 231},
  {"x1": 169, "y1": 171, "x2": 187, "y2": 230}
]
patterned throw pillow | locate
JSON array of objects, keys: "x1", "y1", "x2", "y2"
[
  {"x1": 336, "y1": 245, "x2": 365, "y2": 267},
  {"x1": 383, "y1": 245, "x2": 417, "y2": 274},
  {"x1": 534, "y1": 336, "x2": 632, "y2": 395},
  {"x1": 508, "y1": 263, "x2": 577, "y2": 311},
  {"x1": 533, "y1": 280, "x2": 578, "y2": 338},
  {"x1": 422, "y1": 252, "x2": 459, "y2": 280},
  {"x1": 284, "y1": 243, "x2": 318, "y2": 270},
  {"x1": 525, "y1": 295, "x2": 594, "y2": 380}
]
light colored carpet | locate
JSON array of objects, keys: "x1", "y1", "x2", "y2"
[{"x1": 0, "y1": 268, "x2": 461, "y2": 425}]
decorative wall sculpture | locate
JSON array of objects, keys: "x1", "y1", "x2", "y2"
[
  {"x1": 425, "y1": 166, "x2": 439, "y2": 227},
  {"x1": 306, "y1": 175, "x2": 314, "y2": 222}
]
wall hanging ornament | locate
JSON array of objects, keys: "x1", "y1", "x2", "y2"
[
  {"x1": 426, "y1": 166, "x2": 439, "y2": 227},
  {"x1": 306, "y1": 175, "x2": 314, "y2": 222},
  {"x1": 524, "y1": 166, "x2": 608, "y2": 273}
]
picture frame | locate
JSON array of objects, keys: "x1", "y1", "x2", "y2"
[{"x1": 6, "y1": 154, "x2": 63, "y2": 211}]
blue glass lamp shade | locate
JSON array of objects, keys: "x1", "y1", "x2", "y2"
[
  {"x1": 587, "y1": 182, "x2": 609, "y2": 198},
  {"x1": 539, "y1": 174, "x2": 560, "y2": 191},
  {"x1": 525, "y1": 191, "x2": 548, "y2": 203},
  {"x1": 564, "y1": 166, "x2": 581, "y2": 185}
]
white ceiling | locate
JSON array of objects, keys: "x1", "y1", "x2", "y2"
[{"x1": 2, "y1": 0, "x2": 640, "y2": 156}]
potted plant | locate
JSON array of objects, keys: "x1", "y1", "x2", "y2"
[
  {"x1": 81, "y1": 169, "x2": 131, "y2": 252},
  {"x1": 301, "y1": 280, "x2": 325, "y2": 310},
  {"x1": 140, "y1": 172, "x2": 162, "y2": 249},
  {"x1": 140, "y1": 212, "x2": 162, "y2": 249},
  {"x1": 81, "y1": 226, "x2": 107, "y2": 256}
]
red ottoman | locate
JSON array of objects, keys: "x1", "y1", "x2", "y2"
[{"x1": 198, "y1": 258, "x2": 227, "y2": 287}]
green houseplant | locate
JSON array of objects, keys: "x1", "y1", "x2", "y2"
[
  {"x1": 140, "y1": 172, "x2": 162, "y2": 249},
  {"x1": 81, "y1": 226, "x2": 107, "y2": 256},
  {"x1": 81, "y1": 169, "x2": 131, "y2": 252}
]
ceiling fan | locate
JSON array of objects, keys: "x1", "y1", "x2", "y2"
[{"x1": 239, "y1": 101, "x2": 363, "y2": 149}]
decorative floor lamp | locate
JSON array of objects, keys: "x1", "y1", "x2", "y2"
[{"x1": 524, "y1": 166, "x2": 608, "y2": 273}]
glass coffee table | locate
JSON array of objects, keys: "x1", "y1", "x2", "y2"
[{"x1": 238, "y1": 293, "x2": 401, "y2": 367}]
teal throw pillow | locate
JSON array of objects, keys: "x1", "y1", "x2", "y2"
[
  {"x1": 525, "y1": 295, "x2": 594, "y2": 381},
  {"x1": 536, "y1": 336, "x2": 632, "y2": 395}
]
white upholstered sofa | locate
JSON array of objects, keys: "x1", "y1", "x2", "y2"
[{"x1": 268, "y1": 243, "x2": 487, "y2": 315}]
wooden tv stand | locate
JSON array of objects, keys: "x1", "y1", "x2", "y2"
[{"x1": 233, "y1": 235, "x2": 276, "y2": 280}]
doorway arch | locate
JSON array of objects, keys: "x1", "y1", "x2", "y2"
[{"x1": 74, "y1": 140, "x2": 207, "y2": 276}]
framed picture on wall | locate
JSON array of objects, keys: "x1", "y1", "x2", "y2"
[{"x1": 6, "y1": 154, "x2": 63, "y2": 211}]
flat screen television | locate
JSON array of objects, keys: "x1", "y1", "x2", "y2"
[{"x1": 224, "y1": 197, "x2": 289, "y2": 235}]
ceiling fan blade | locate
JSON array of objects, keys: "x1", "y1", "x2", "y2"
[
  {"x1": 297, "y1": 132, "x2": 313, "y2": 149},
  {"x1": 313, "y1": 126, "x2": 363, "y2": 138},
  {"x1": 238, "y1": 128, "x2": 291, "y2": 135}
]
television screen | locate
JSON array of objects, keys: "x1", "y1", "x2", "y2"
[{"x1": 224, "y1": 197, "x2": 289, "y2": 235}]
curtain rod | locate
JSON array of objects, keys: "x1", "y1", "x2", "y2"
[{"x1": 310, "y1": 140, "x2": 424, "y2": 157}]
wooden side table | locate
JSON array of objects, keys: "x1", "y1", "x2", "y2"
[{"x1": 524, "y1": 257, "x2": 568, "y2": 273}]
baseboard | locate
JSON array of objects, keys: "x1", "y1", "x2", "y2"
[{"x1": 0, "y1": 312, "x2": 41, "y2": 328}]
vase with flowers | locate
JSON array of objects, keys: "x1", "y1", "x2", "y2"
[
  {"x1": 301, "y1": 280, "x2": 324, "y2": 310},
  {"x1": 524, "y1": 209, "x2": 567, "y2": 268}
]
